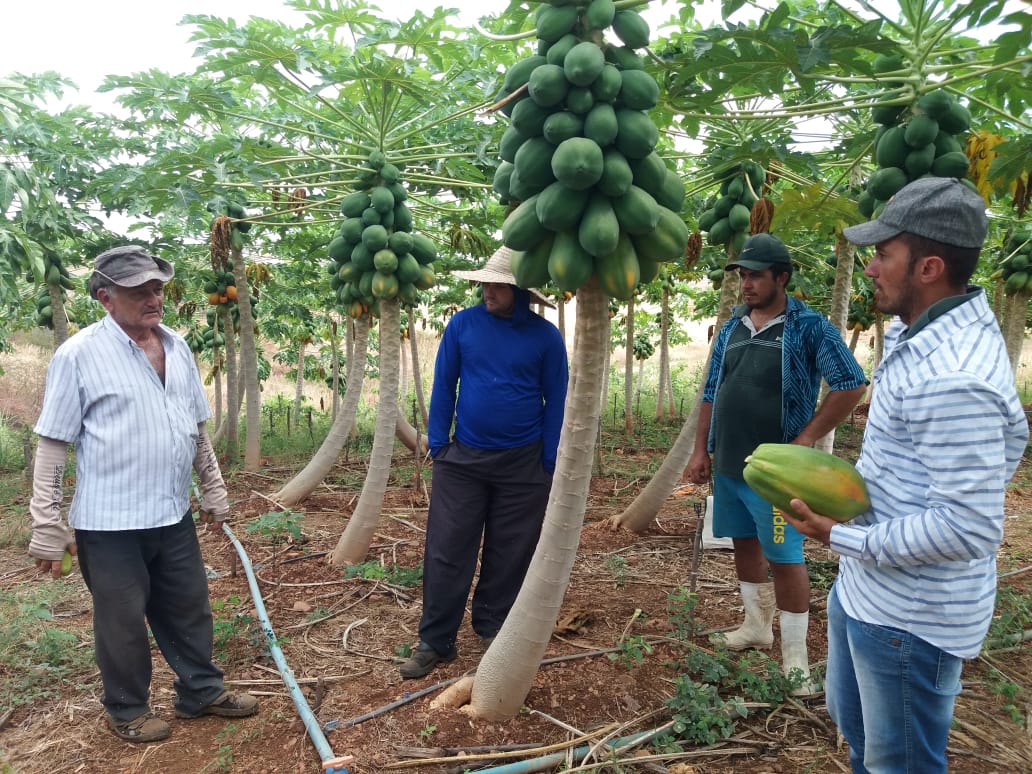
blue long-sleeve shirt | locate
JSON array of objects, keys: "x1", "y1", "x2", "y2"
[{"x1": 428, "y1": 288, "x2": 568, "y2": 472}]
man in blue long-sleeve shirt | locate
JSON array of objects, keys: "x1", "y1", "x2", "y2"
[{"x1": 400, "y1": 247, "x2": 568, "y2": 679}]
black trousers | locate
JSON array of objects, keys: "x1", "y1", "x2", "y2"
[
  {"x1": 418, "y1": 440, "x2": 552, "y2": 654},
  {"x1": 76, "y1": 510, "x2": 225, "y2": 720}
]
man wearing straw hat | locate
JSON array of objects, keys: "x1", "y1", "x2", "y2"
[
  {"x1": 28, "y1": 245, "x2": 258, "y2": 742},
  {"x1": 399, "y1": 246, "x2": 568, "y2": 679}
]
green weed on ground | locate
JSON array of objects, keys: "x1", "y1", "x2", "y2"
[{"x1": 0, "y1": 581, "x2": 95, "y2": 710}]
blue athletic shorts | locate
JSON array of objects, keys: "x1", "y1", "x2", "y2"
[{"x1": 712, "y1": 472, "x2": 804, "y2": 563}]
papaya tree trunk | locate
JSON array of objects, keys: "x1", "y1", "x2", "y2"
[
  {"x1": 330, "y1": 300, "x2": 401, "y2": 566},
  {"x1": 346, "y1": 315, "x2": 355, "y2": 364},
  {"x1": 666, "y1": 364, "x2": 676, "y2": 417},
  {"x1": 275, "y1": 315, "x2": 369, "y2": 506},
  {"x1": 814, "y1": 240, "x2": 855, "y2": 454},
  {"x1": 231, "y1": 247, "x2": 262, "y2": 471},
  {"x1": 611, "y1": 274, "x2": 738, "y2": 532},
  {"x1": 865, "y1": 314, "x2": 885, "y2": 403},
  {"x1": 665, "y1": 287, "x2": 675, "y2": 418},
  {"x1": 656, "y1": 286, "x2": 670, "y2": 419},
  {"x1": 329, "y1": 316, "x2": 341, "y2": 420},
  {"x1": 469, "y1": 280, "x2": 608, "y2": 720},
  {"x1": 829, "y1": 238, "x2": 853, "y2": 333},
  {"x1": 613, "y1": 354, "x2": 707, "y2": 532},
  {"x1": 293, "y1": 339, "x2": 307, "y2": 423},
  {"x1": 399, "y1": 330, "x2": 409, "y2": 414},
  {"x1": 395, "y1": 413, "x2": 428, "y2": 456},
  {"x1": 1002, "y1": 289, "x2": 1031, "y2": 371},
  {"x1": 992, "y1": 275, "x2": 1006, "y2": 320},
  {"x1": 623, "y1": 297, "x2": 634, "y2": 435},
  {"x1": 848, "y1": 326, "x2": 861, "y2": 353},
  {"x1": 557, "y1": 295, "x2": 567, "y2": 343},
  {"x1": 634, "y1": 357, "x2": 645, "y2": 409},
  {"x1": 212, "y1": 351, "x2": 223, "y2": 434},
  {"x1": 219, "y1": 304, "x2": 239, "y2": 463},
  {"x1": 46, "y1": 283, "x2": 70, "y2": 348},
  {"x1": 409, "y1": 314, "x2": 428, "y2": 428}
]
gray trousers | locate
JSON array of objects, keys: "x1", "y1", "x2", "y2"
[
  {"x1": 418, "y1": 440, "x2": 551, "y2": 654},
  {"x1": 76, "y1": 510, "x2": 225, "y2": 720}
]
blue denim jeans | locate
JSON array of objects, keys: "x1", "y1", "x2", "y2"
[{"x1": 825, "y1": 584, "x2": 962, "y2": 773}]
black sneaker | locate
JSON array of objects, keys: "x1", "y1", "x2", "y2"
[{"x1": 399, "y1": 644, "x2": 457, "y2": 679}]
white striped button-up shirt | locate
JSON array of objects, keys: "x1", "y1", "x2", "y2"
[
  {"x1": 34, "y1": 315, "x2": 211, "y2": 531},
  {"x1": 831, "y1": 289, "x2": 1028, "y2": 658}
]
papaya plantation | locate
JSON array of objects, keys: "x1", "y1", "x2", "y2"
[{"x1": 0, "y1": 1, "x2": 1029, "y2": 772}]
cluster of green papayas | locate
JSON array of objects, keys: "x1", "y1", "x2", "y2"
[
  {"x1": 697, "y1": 161, "x2": 765, "y2": 252},
  {"x1": 186, "y1": 309, "x2": 227, "y2": 353},
  {"x1": 694, "y1": 251, "x2": 726, "y2": 290},
  {"x1": 34, "y1": 289, "x2": 56, "y2": 329},
  {"x1": 326, "y1": 151, "x2": 437, "y2": 318},
  {"x1": 493, "y1": 0, "x2": 688, "y2": 300},
  {"x1": 861, "y1": 79, "x2": 973, "y2": 217},
  {"x1": 35, "y1": 255, "x2": 76, "y2": 328},
  {"x1": 994, "y1": 230, "x2": 1032, "y2": 295},
  {"x1": 846, "y1": 288, "x2": 877, "y2": 331},
  {"x1": 185, "y1": 324, "x2": 224, "y2": 353}
]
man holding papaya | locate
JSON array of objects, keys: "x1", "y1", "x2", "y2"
[
  {"x1": 28, "y1": 246, "x2": 257, "y2": 743},
  {"x1": 684, "y1": 233, "x2": 868, "y2": 695},
  {"x1": 399, "y1": 247, "x2": 567, "y2": 679},
  {"x1": 782, "y1": 177, "x2": 1028, "y2": 773}
]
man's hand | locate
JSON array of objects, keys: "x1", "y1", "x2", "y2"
[
  {"x1": 198, "y1": 509, "x2": 228, "y2": 534},
  {"x1": 35, "y1": 544, "x2": 76, "y2": 580},
  {"x1": 780, "y1": 499, "x2": 837, "y2": 547},
  {"x1": 683, "y1": 449, "x2": 712, "y2": 485}
]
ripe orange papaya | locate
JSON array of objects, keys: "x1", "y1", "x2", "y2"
[{"x1": 742, "y1": 443, "x2": 871, "y2": 521}]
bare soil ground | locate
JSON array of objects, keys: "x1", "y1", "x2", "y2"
[{"x1": 1, "y1": 415, "x2": 1030, "y2": 774}]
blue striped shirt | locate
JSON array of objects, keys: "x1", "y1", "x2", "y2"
[
  {"x1": 703, "y1": 295, "x2": 869, "y2": 452},
  {"x1": 831, "y1": 289, "x2": 1028, "y2": 658},
  {"x1": 34, "y1": 315, "x2": 212, "y2": 531}
]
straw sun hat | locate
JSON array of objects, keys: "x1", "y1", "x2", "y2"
[{"x1": 452, "y1": 246, "x2": 555, "y2": 308}]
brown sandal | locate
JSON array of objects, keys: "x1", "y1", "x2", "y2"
[{"x1": 107, "y1": 711, "x2": 171, "y2": 743}]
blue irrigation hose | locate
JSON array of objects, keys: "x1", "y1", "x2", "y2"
[
  {"x1": 474, "y1": 730, "x2": 659, "y2": 774},
  {"x1": 221, "y1": 521, "x2": 353, "y2": 773}
]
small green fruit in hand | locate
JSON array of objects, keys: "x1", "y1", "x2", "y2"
[{"x1": 61, "y1": 550, "x2": 73, "y2": 577}]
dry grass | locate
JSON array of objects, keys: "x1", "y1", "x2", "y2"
[{"x1": 0, "y1": 335, "x2": 51, "y2": 430}]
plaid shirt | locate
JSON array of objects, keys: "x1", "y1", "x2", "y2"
[{"x1": 703, "y1": 294, "x2": 868, "y2": 453}]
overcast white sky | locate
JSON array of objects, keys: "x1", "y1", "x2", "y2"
[
  {"x1": 0, "y1": 1, "x2": 465, "y2": 109},
  {"x1": 1, "y1": 1, "x2": 706, "y2": 112},
  {"x1": 3, "y1": 0, "x2": 1023, "y2": 112}
]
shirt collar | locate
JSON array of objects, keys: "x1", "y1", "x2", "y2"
[{"x1": 900, "y1": 286, "x2": 982, "y2": 340}]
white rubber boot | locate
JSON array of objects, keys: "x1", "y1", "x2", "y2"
[
  {"x1": 779, "y1": 609, "x2": 818, "y2": 696},
  {"x1": 711, "y1": 581, "x2": 775, "y2": 650}
]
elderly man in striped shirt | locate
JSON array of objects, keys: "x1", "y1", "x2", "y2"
[
  {"x1": 784, "y1": 177, "x2": 1029, "y2": 774},
  {"x1": 28, "y1": 246, "x2": 258, "y2": 743}
]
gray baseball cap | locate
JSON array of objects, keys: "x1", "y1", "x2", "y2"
[
  {"x1": 843, "y1": 177, "x2": 988, "y2": 249},
  {"x1": 726, "y1": 233, "x2": 792, "y2": 271},
  {"x1": 90, "y1": 246, "x2": 174, "y2": 299}
]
